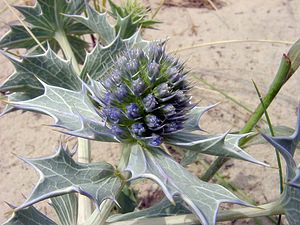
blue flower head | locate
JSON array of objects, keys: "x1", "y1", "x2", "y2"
[{"x1": 96, "y1": 43, "x2": 193, "y2": 146}]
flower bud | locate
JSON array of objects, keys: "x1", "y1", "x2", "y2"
[
  {"x1": 164, "y1": 122, "x2": 181, "y2": 133},
  {"x1": 145, "y1": 114, "x2": 161, "y2": 129},
  {"x1": 111, "y1": 70, "x2": 122, "y2": 84},
  {"x1": 154, "y1": 83, "x2": 170, "y2": 98},
  {"x1": 148, "y1": 134, "x2": 162, "y2": 146},
  {"x1": 115, "y1": 84, "x2": 128, "y2": 100},
  {"x1": 107, "y1": 108, "x2": 121, "y2": 123},
  {"x1": 111, "y1": 124, "x2": 123, "y2": 136},
  {"x1": 148, "y1": 62, "x2": 160, "y2": 81},
  {"x1": 143, "y1": 94, "x2": 158, "y2": 112},
  {"x1": 148, "y1": 43, "x2": 163, "y2": 62},
  {"x1": 131, "y1": 123, "x2": 146, "y2": 136},
  {"x1": 126, "y1": 59, "x2": 139, "y2": 74},
  {"x1": 162, "y1": 104, "x2": 176, "y2": 118},
  {"x1": 126, "y1": 103, "x2": 140, "y2": 119},
  {"x1": 132, "y1": 78, "x2": 145, "y2": 95}
]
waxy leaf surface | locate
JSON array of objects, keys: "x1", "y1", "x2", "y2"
[
  {"x1": 3, "y1": 206, "x2": 57, "y2": 225},
  {"x1": 50, "y1": 193, "x2": 78, "y2": 225},
  {"x1": 6, "y1": 81, "x2": 116, "y2": 142},
  {"x1": 0, "y1": 49, "x2": 81, "y2": 96},
  {"x1": 184, "y1": 105, "x2": 218, "y2": 132},
  {"x1": 80, "y1": 31, "x2": 148, "y2": 82},
  {"x1": 0, "y1": 0, "x2": 90, "y2": 64},
  {"x1": 18, "y1": 145, "x2": 122, "y2": 209},
  {"x1": 166, "y1": 131, "x2": 265, "y2": 166},
  {"x1": 125, "y1": 144, "x2": 247, "y2": 225},
  {"x1": 69, "y1": 4, "x2": 115, "y2": 45},
  {"x1": 108, "y1": 197, "x2": 189, "y2": 223},
  {"x1": 1, "y1": 49, "x2": 117, "y2": 142},
  {"x1": 262, "y1": 106, "x2": 300, "y2": 225}
]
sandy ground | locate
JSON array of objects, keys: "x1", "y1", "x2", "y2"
[{"x1": 1, "y1": 0, "x2": 300, "y2": 224}]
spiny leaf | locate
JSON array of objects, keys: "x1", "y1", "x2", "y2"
[
  {"x1": 80, "y1": 31, "x2": 149, "y2": 82},
  {"x1": 50, "y1": 193, "x2": 78, "y2": 225},
  {"x1": 0, "y1": 25, "x2": 51, "y2": 49},
  {"x1": 0, "y1": 48, "x2": 118, "y2": 141},
  {"x1": 262, "y1": 106, "x2": 300, "y2": 225},
  {"x1": 245, "y1": 126, "x2": 296, "y2": 148},
  {"x1": 3, "y1": 205, "x2": 57, "y2": 225},
  {"x1": 0, "y1": 48, "x2": 81, "y2": 96},
  {"x1": 125, "y1": 144, "x2": 248, "y2": 225},
  {"x1": 18, "y1": 144, "x2": 123, "y2": 209},
  {"x1": 108, "y1": 197, "x2": 189, "y2": 222},
  {"x1": 165, "y1": 131, "x2": 266, "y2": 166},
  {"x1": 69, "y1": 4, "x2": 115, "y2": 45},
  {"x1": 6, "y1": 79, "x2": 117, "y2": 142},
  {"x1": 108, "y1": 0, "x2": 160, "y2": 38},
  {"x1": 0, "y1": 0, "x2": 90, "y2": 64},
  {"x1": 184, "y1": 105, "x2": 218, "y2": 132}
]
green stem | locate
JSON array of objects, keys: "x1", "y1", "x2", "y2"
[
  {"x1": 200, "y1": 157, "x2": 228, "y2": 182},
  {"x1": 54, "y1": 30, "x2": 93, "y2": 224},
  {"x1": 252, "y1": 80, "x2": 283, "y2": 225},
  {"x1": 240, "y1": 54, "x2": 291, "y2": 135},
  {"x1": 201, "y1": 54, "x2": 291, "y2": 181},
  {"x1": 107, "y1": 200, "x2": 283, "y2": 225},
  {"x1": 85, "y1": 144, "x2": 132, "y2": 225},
  {"x1": 102, "y1": 0, "x2": 107, "y2": 11},
  {"x1": 93, "y1": 0, "x2": 100, "y2": 12}
]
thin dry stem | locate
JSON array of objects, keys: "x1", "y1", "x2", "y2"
[{"x1": 170, "y1": 39, "x2": 293, "y2": 54}]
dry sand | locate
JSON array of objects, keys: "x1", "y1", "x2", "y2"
[{"x1": 1, "y1": 0, "x2": 300, "y2": 224}]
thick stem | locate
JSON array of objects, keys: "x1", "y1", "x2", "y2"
[
  {"x1": 107, "y1": 200, "x2": 283, "y2": 225},
  {"x1": 54, "y1": 31, "x2": 92, "y2": 224},
  {"x1": 201, "y1": 54, "x2": 291, "y2": 181},
  {"x1": 84, "y1": 144, "x2": 132, "y2": 225},
  {"x1": 200, "y1": 157, "x2": 229, "y2": 182}
]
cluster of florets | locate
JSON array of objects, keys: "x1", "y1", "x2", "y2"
[{"x1": 97, "y1": 43, "x2": 193, "y2": 146}]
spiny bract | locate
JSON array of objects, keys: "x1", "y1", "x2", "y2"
[{"x1": 92, "y1": 43, "x2": 193, "y2": 147}]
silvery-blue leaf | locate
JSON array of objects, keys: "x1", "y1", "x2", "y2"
[
  {"x1": 261, "y1": 133, "x2": 297, "y2": 180},
  {"x1": 245, "y1": 126, "x2": 296, "y2": 148},
  {"x1": 64, "y1": 115, "x2": 118, "y2": 142},
  {"x1": 165, "y1": 131, "x2": 266, "y2": 166},
  {"x1": 125, "y1": 144, "x2": 249, "y2": 225},
  {"x1": 1, "y1": 49, "x2": 116, "y2": 142},
  {"x1": 3, "y1": 205, "x2": 57, "y2": 225},
  {"x1": 115, "y1": 14, "x2": 137, "y2": 39},
  {"x1": 115, "y1": 186, "x2": 137, "y2": 214},
  {"x1": 0, "y1": 0, "x2": 90, "y2": 64},
  {"x1": 180, "y1": 150, "x2": 201, "y2": 166},
  {"x1": 107, "y1": 197, "x2": 190, "y2": 223},
  {"x1": 0, "y1": 48, "x2": 81, "y2": 97},
  {"x1": 80, "y1": 31, "x2": 149, "y2": 82},
  {"x1": 17, "y1": 144, "x2": 122, "y2": 209},
  {"x1": 50, "y1": 193, "x2": 78, "y2": 225},
  {"x1": 7, "y1": 81, "x2": 100, "y2": 132},
  {"x1": 263, "y1": 108, "x2": 300, "y2": 158},
  {"x1": 262, "y1": 106, "x2": 300, "y2": 225},
  {"x1": 68, "y1": 4, "x2": 115, "y2": 45},
  {"x1": 184, "y1": 104, "x2": 218, "y2": 132}
]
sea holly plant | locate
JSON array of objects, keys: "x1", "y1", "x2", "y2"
[{"x1": 0, "y1": 1, "x2": 300, "y2": 225}]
